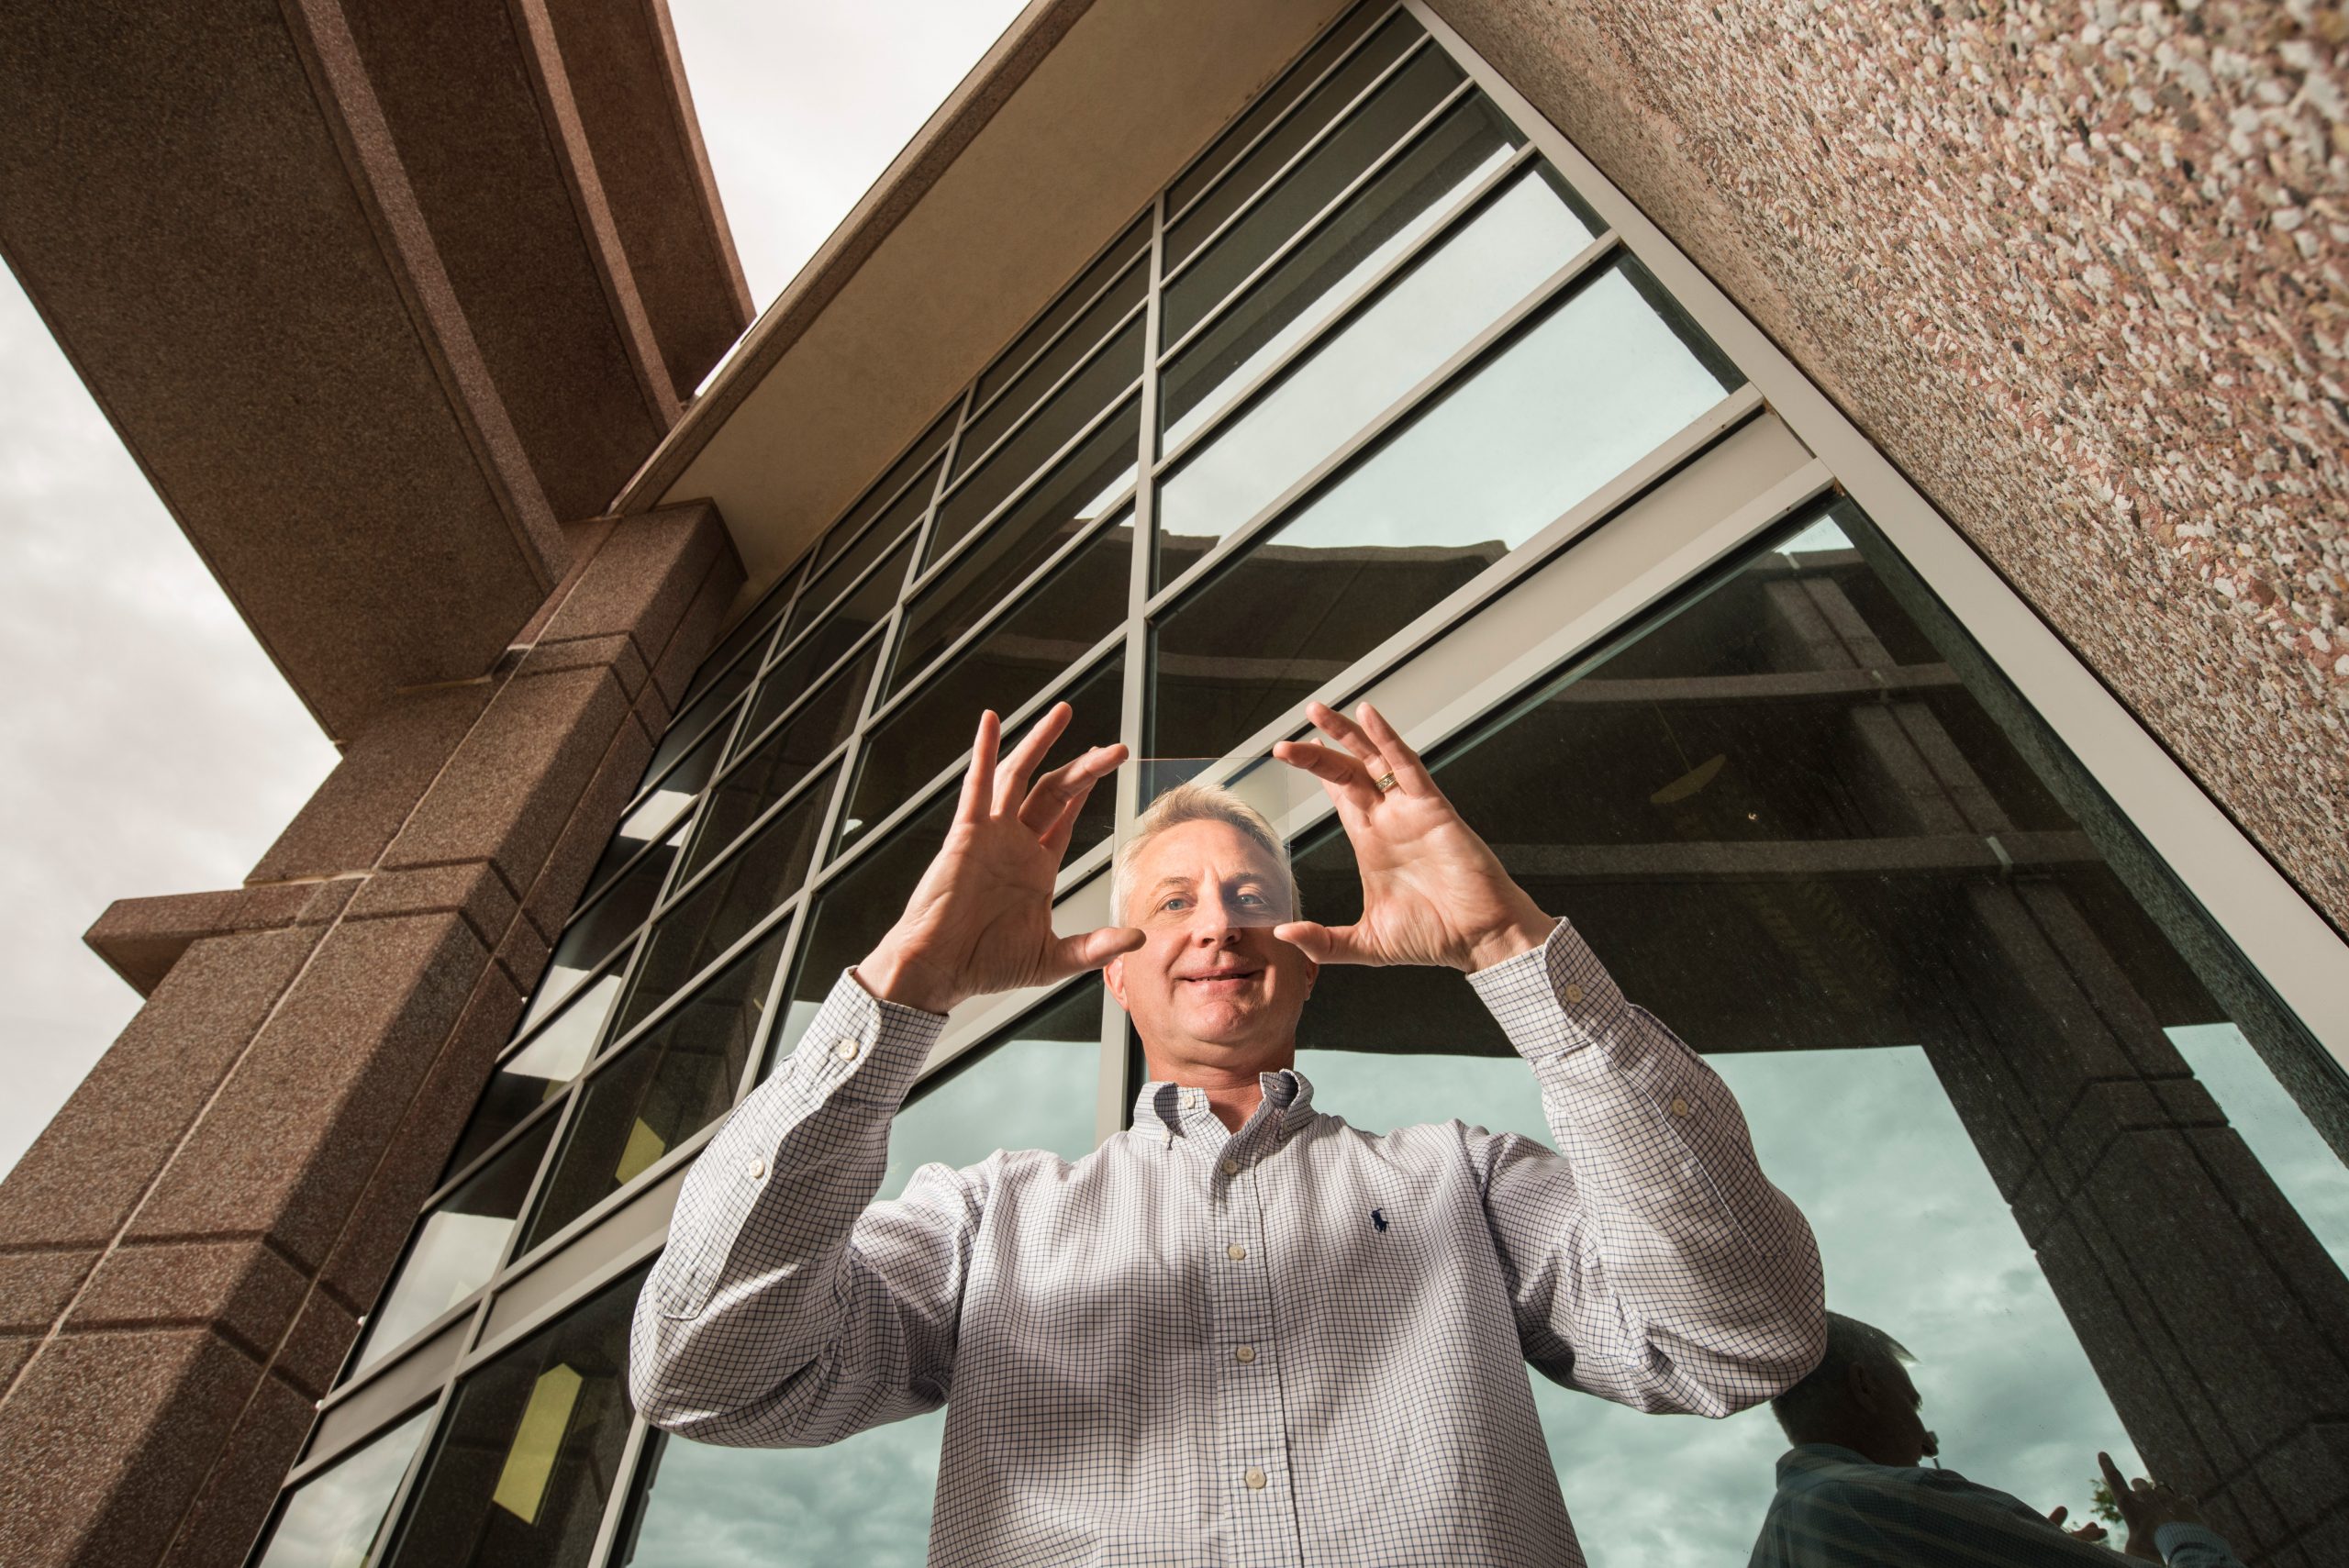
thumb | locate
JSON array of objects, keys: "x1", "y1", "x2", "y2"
[
  {"x1": 1274, "y1": 920, "x2": 1378, "y2": 964},
  {"x1": 2047, "y1": 1507, "x2": 2067, "y2": 1528},
  {"x1": 1050, "y1": 924, "x2": 1143, "y2": 979}
]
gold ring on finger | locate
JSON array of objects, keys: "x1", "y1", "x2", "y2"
[{"x1": 1373, "y1": 771, "x2": 1398, "y2": 794}]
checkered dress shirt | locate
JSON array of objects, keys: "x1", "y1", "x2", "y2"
[{"x1": 630, "y1": 920, "x2": 1825, "y2": 1566}]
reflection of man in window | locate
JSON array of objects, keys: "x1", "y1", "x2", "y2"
[
  {"x1": 1749, "y1": 1312, "x2": 2248, "y2": 1567},
  {"x1": 631, "y1": 699, "x2": 1825, "y2": 1566}
]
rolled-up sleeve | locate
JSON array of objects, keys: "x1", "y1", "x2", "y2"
[
  {"x1": 1467, "y1": 919, "x2": 1825, "y2": 1416},
  {"x1": 628, "y1": 970, "x2": 974, "y2": 1447}
]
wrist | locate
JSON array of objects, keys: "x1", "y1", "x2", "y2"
[
  {"x1": 856, "y1": 937, "x2": 959, "y2": 1015},
  {"x1": 1460, "y1": 907, "x2": 1555, "y2": 973}
]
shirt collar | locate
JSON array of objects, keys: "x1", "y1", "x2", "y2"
[
  {"x1": 1133, "y1": 1066, "x2": 1316, "y2": 1134},
  {"x1": 1776, "y1": 1443, "x2": 1879, "y2": 1483}
]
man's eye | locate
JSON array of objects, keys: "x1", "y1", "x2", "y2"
[
  {"x1": 1159, "y1": 896, "x2": 1189, "y2": 913},
  {"x1": 1237, "y1": 892, "x2": 1267, "y2": 907}
]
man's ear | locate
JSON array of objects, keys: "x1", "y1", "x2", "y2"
[
  {"x1": 1846, "y1": 1362, "x2": 1882, "y2": 1415},
  {"x1": 1302, "y1": 957, "x2": 1318, "y2": 994},
  {"x1": 1104, "y1": 955, "x2": 1128, "y2": 1008}
]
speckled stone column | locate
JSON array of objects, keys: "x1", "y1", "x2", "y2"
[
  {"x1": 1428, "y1": 0, "x2": 2347, "y2": 935},
  {"x1": 0, "y1": 503, "x2": 740, "y2": 1568}
]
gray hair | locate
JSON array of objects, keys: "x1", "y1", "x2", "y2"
[
  {"x1": 1769, "y1": 1312, "x2": 1915, "y2": 1440},
  {"x1": 1109, "y1": 782, "x2": 1298, "y2": 928}
]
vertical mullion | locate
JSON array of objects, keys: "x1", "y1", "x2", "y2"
[
  {"x1": 357, "y1": 1382, "x2": 456, "y2": 1568},
  {"x1": 583, "y1": 1415, "x2": 656, "y2": 1568}
]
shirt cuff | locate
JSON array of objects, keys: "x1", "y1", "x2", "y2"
[
  {"x1": 1464, "y1": 917, "x2": 1629, "y2": 1062},
  {"x1": 777, "y1": 968, "x2": 948, "y2": 1108},
  {"x1": 2154, "y1": 1521, "x2": 2235, "y2": 1564}
]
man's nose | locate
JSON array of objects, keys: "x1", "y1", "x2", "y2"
[{"x1": 1190, "y1": 896, "x2": 1241, "y2": 944}]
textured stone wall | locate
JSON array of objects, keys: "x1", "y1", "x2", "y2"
[{"x1": 1430, "y1": 0, "x2": 2347, "y2": 932}]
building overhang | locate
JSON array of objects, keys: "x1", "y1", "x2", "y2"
[{"x1": 619, "y1": 0, "x2": 1350, "y2": 601}]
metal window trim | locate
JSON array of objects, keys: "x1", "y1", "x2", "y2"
[
  {"x1": 1165, "y1": 0, "x2": 1403, "y2": 226},
  {"x1": 275, "y1": 1384, "x2": 442, "y2": 1499},
  {"x1": 766, "y1": 519, "x2": 921, "y2": 672},
  {"x1": 974, "y1": 207, "x2": 1156, "y2": 409},
  {"x1": 496, "y1": 1112, "x2": 723, "y2": 1284},
  {"x1": 702, "y1": 622, "x2": 888, "y2": 796},
  {"x1": 412, "y1": 1087, "x2": 571, "y2": 1218},
  {"x1": 642, "y1": 751, "x2": 841, "y2": 925},
  {"x1": 567, "y1": 885, "x2": 810, "y2": 1089},
  {"x1": 907, "y1": 384, "x2": 976, "y2": 581},
  {"x1": 935, "y1": 320, "x2": 1147, "y2": 517},
  {"x1": 496, "y1": 943, "x2": 632, "y2": 1070},
  {"x1": 732, "y1": 895, "x2": 819, "y2": 1107},
  {"x1": 1158, "y1": 73, "x2": 1487, "y2": 377},
  {"x1": 873, "y1": 501, "x2": 1137, "y2": 723},
  {"x1": 672, "y1": 563, "x2": 796, "y2": 716},
  {"x1": 1155, "y1": 134, "x2": 1542, "y2": 470},
  {"x1": 807, "y1": 398, "x2": 963, "y2": 576},
  {"x1": 1162, "y1": 29, "x2": 1439, "y2": 288},
  {"x1": 1407, "y1": 0, "x2": 2349, "y2": 1065},
  {"x1": 612, "y1": 695, "x2": 739, "y2": 833},
  {"x1": 584, "y1": 1415, "x2": 657, "y2": 1568},
  {"x1": 958, "y1": 262, "x2": 1152, "y2": 473},
  {"x1": 911, "y1": 387, "x2": 1145, "y2": 596},
  {"x1": 458, "y1": 1223, "x2": 672, "y2": 1379},
  {"x1": 827, "y1": 629, "x2": 1130, "y2": 875},
  {"x1": 1145, "y1": 228, "x2": 1622, "y2": 614},
  {"x1": 330, "y1": 1280, "x2": 494, "y2": 1410}
]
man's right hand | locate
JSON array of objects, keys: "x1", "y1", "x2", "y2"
[
  {"x1": 2099, "y1": 1451, "x2": 2206, "y2": 1562},
  {"x1": 857, "y1": 704, "x2": 1141, "y2": 1015}
]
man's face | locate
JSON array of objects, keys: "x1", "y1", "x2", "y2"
[
  {"x1": 1105, "y1": 818, "x2": 1316, "y2": 1072},
  {"x1": 1857, "y1": 1358, "x2": 1933, "y2": 1468}
]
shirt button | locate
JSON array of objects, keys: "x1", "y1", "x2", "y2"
[
  {"x1": 833, "y1": 1038, "x2": 859, "y2": 1062},
  {"x1": 746, "y1": 1158, "x2": 766, "y2": 1179},
  {"x1": 1670, "y1": 1095, "x2": 1690, "y2": 1118},
  {"x1": 1244, "y1": 1467, "x2": 1266, "y2": 1491},
  {"x1": 1564, "y1": 983, "x2": 1585, "y2": 1004},
  {"x1": 1235, "y1": 1344, "x2": 1255, "y2": 1363},
  {"x1": 1220, "y1": 1158, "x2": 1241, "y2": 1176},
  {"x1": 1226, "y1": 1243, "x2": 1247, "y2": 1261}
]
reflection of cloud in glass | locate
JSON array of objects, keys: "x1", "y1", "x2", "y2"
[
  {"x1": 255, "y1": 1407, "x2": 430, "y2": 1568},
  {"x1": 1298, "y1": 1042, "x2": 2143, "y2": 1565},
  {"x1": 2170, "y1": 1022, "x2": 2349, "y2": 1273},
  {"x1": 624, "y1": 1023, "x2": 1096, "y2": 1566}
]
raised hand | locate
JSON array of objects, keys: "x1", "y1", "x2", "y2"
[
  {"x1": 858, "y1": 705, "x2": 1141, "y2": 1014},
  {"x1": 1270, "y1": 701, "x2": 1553, "y2": 973},
  {"x1": 2099, "y1": 1452, "x2": 2206, "y2": 1562},
  {"x1": 2044, "y1": 1506, "x2": 2107, "y2": 1544}
]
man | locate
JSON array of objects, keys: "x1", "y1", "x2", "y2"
[
  {"x1": 1749, "y1": 1312, "x2": 2248, "y2": 1567},
  {"x1": 630, "y1": 698, "x2": 1825, "y2": 1565}
]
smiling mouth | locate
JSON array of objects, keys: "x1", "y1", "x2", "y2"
[{"x1": 1180, "y1": 969, "x2": 1262, "y2": 986}]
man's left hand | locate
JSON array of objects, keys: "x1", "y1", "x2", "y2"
[{"x1": 1272, "y1": 701, "x2": 1553, "y2": 973}]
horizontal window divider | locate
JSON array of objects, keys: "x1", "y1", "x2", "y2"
[
  {"x1": 1158, "y1": 75, "x2": 1491, "y2": 375},
  {"x1": 1162, "y1": 29, "x2": 1437, "y2": 292},
  {"x1": 766, "y1": 517, "x2": 921, "y2": 666},
  {"x1": 503, "y1": 1120, "x2": 712, "y2": 1280},
  {"x1": 1144, "y1": 228, "x2": 1622, "y2": 616},
  {"x1": 962, "y1": 260, "x2": 1150, "y2": 450},
  {"x1": 1166, "y1": 0, "x2": 1407, "y2": 229},
  {"x1": 328, "y1": 1284, "x2": 494, "y2": 1407},
  {"x1": 284, "y1": 1387, "x2": 442, "y2": 1490},
  {"x1": 909, "y1": 464, "x2": 1141, "y2": 612},
  {"x1": 871, "y1": 508, "x2": 1133, "y2": 723},
  {"x1": 919, "y1": 375, "x2": 1146, "y2": 575},
  {"x1": 573, "y1": 783, "x2": 709, "y2": 918},
  {"x1": 415, "y1": 1089, "x2": 572, "y2": 1212},
  {"x1": 974, "y1": 210, "x2": 1154, "y2": 407},
  {"x1": 1183, "y1": 388, "x2": 1776, "y2": 837},
  {"x1": 720, "y1": 621, "x2": 890, "y2": 769},
  {"x1": 495, "y1": 948, "x2": 633, "y2": 1071},
  {"x1": 1153, "y1": 128, "x2": 1534, "y2": 466},
  {"x1": 619, "y1": 678, "x2": 751, "y2": 817},
  {"x1": 829, "y1": 634, "x2": 1129, "y2": 866},
  {"x1": 815, "y1": 438, "x2": 953, "y2": 576},
  {"x1": 653, "y1": 748, "x2": 845, "y2": 915},
  {"x1": 568, "y1": 888, "x2": 812, "y2": 1085},
  {"x1": 674, "y1": 576, "x2": 792, "y2": 715},
  {"x1": 461, "y1": 1217, "x2": 678, "y2": 1380}
]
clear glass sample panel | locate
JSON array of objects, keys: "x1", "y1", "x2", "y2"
[
  {"x1": 613, "y1": 766, "x2": 832, "y2": 1040},
  {"x1": 785, "y1": 477, "x2": 930, "y2": 647},
  {"x1": 957, "y1": 258, "x2": 1146, "y2": 479},
  {"x1": 1157, "y1": 161, "x2": 1598, "y2": 577},
  {"x1": 907, "y1": 402, "x2": 1139, "y2": 682},
  {"x1": 446, "y1": 973, "x2": 615, "y2": 1180},
  {"x1": 355, "y1": 1118, "x2": 557, "y2": 1373},
  {"x1": 1167, "y1": 0, "x2": 1396, "y2": 219},
  {"x1": 524, "y1": 929, "x2": 789, "y2": 1249},
  {"x1": 252, "y1": 1407, "x2": 433, "y2": 1568},
  {"x1": 1283, "y1": 505, "x2": 2346, "y2": 1563},
  {"x1": 1161, "y1": 95, "x2": 1538, "y2": 452},
  {"x1": 613, "y1": 988, "x2": 1102, "y2": 1568},
  {"x1": 929, "y1": 317, "x2": 1143, "y2": 564},
  {"x1": 1164, "y1": 8, "x2": 1426, "y2": 274},
  {"x1": 814, "y1": 406, "x2": 956, "y2": 573},
  {"x1": 1164, "y1": 38, "x2": 1460, "y2": 339},
  {"x1": 381, "y1": 1270, "x2": 644, "y2": 1568},
  {"x1": 692, "y1": 645, "x2": 875, "y2": 879},
  {"x1": 975, "y1": 213, "x2": 1150, "y2": 408},
  {"x1": 1152, "y1": 259, "x2": 1735, "y2": 759},
  {"x1": 848, "y1": 651, "x2": 1126, "y2": 861}
]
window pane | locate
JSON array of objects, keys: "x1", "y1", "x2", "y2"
[
  {"x1": 1161, "y1": 94, "x2": 1538, "y2": 452},
  {"x1": 846, "y1": 651, "x2": 1125, "y2": 861},
  {"x1": 642, "y1": 668, "x2": 750, "y2": 784},
  {"x1": 381, "y1": 1270, "x2": 643, "y2": 1568},
  {"x1": 773, "y1": 531, "x2": 918, "y2": 683},
  {"x1": 928, "y1": 319, "x2": 1143, "y2": 568},
  {"x1": 740, "y1": 619, "x2": 876, "y2": 747},
  {"x1": 253, "y1": 1407, "x2": 432, "y2": 1568},
  {"x1": 974, "y1": 213, "x2": 1150, "y2": 408},
  {"x1": 677, "y1": 573, "x2": 793, "y2": 712},
  {"x1": 785, "y1": 477, "x2": 930, "y2": 648},
  {"x1": 1152, "y1": 258, "x2": 1735, "y2": 760},
  {"x1": 613, "y1": 989, "x2": 1101, "y2": 1568},
  {"x1": 1167, "y1": 0, "x2": 1396, "y2": 219},
  {"x1": 1157, "y1": 161, "x2": 1598, "y2": 575},
  {"x1": 537, "y1": 835, "x2": 677, "y2": 1021},
  {"x1": 956, "y1": 258, "x2": 1145, "y2": 480},
  {"x1": 693, "y1": 646, "x2": 875, "y2": 880},
  {"x1": 1163, "y1": 9, "x2": 1427, "y2": 276},
  {"x1": 613, "y1": 766, "x2": 833, "y2": 1040},
  {"x1": 453, "y1": 971, "x2": 622, "y2": 1177},
  {"x1": 814, "y1": 405, "x2": 955, "y2": 573},
  {"x1": 583, "y1": 727, "x2": 725, "y2": 906},
  {"x1": 1287, "y1": 506, "x2": 2347, "y2": 1563},
  {"x1": 523, "y1": 931, "x2": 787, "y2": 1249},
  {"x1": 903, "y1": 402, "x2": 1139, "y2": 687},
  {"x1": 355, "y1": 1118, "x2": 557, "y2": 1374}
]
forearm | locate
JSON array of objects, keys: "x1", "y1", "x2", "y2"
[
  {"x1": 1471, "y1": 919, "x2": 1824, "y2": 1410},
  {"x1": 628, "y1": 971, "x2": 944, "y2": 1435}
]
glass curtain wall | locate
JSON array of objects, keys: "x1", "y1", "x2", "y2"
[{"x1": 250, "y1": 5, "x2": 2349, "y2": 1567}]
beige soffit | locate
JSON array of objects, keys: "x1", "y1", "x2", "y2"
[{"x1": 619, "y1": 0, "x2": 1351, "y2": 595}]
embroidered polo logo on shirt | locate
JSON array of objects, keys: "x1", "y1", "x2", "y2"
[{"x1": 1371, "y1": 1207, "x2": 1388, "y2": 1232}]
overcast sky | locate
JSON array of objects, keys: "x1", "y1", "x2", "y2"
[{"x1": 0, "y1": 0, "x2": 1027, "y2": 1181}]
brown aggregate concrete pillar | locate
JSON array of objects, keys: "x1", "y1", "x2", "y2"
[{"x1": 0, "y1": 503, "x2": 741, "y2": 1568}]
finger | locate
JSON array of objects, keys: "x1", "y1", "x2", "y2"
[
  {"x1": 1036, "y1": 760, "x2": 1112, "y2": 860},
  {"x1": 1305, "y1": 700, "x2": 1386, "y2": 770},
  {"x1": 1272, "y1": 739, "x2": 1381, "y2": 811},
  {"x1": 2071, "y1": 1525, "x2": 2106, "y2": 1542},
  {"x1": 1356, "y1": 703, "x2": 1437, "y2": 796},
  {"x1": 1046, "y1": 924, "x2": 1143, "y2": 980},
  {"x1": 993, "y1": 702, "x2": 1073, "y2": 816},
  {"x1": 2046, "y1": 1507, "x2": 2067, "y2": 1528},
  {"x1": 956, "y1": 711, "x2": 1001, "y2": 825},
  {"x1": 1019, "y1": 742, "x2": 1124, "y2": 835},
  {"x1": 1272, "y1": 920, "x2": 1381, "y2": 966}
]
